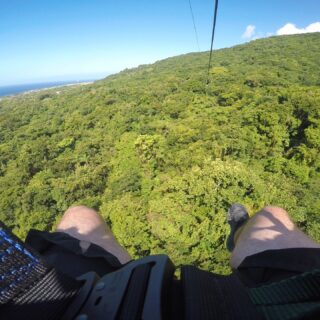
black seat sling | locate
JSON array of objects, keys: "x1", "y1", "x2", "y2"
[{"x1": 2, "y1": 221, "x2": 320, "y2": 320}]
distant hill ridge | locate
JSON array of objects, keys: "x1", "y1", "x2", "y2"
[
  {"x1": 101, "y1": 32, "x2": 320, "y2": 85},
  {"x1": 0, "y1": 33, "x2": 319, "y2": 273}
]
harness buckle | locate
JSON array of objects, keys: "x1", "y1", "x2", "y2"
[{"x1": 74, "y1": 254, "x2": 175, "y2": 320}]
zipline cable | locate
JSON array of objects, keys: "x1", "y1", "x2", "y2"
[
  {"x1": 207, "y1": 0, "x2": 219, "y2": 82},
  {"x1": 188, "y1": 0, "x2": 200, "y2": 52}
]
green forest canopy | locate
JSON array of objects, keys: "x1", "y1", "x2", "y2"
[{"x1": 0, "y1": 33, "x2": 319, "y2": 273}]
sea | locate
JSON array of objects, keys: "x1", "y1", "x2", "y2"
[{"x1": 0, "y1": 80, "x2": 93, "y2": 98}]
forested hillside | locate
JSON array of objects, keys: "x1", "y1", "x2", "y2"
[{"x1": 0, "y1": 33, "x2": 319, "y2": 273}]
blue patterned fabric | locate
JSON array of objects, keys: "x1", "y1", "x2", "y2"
[{"x1": 0, "y1": 222, "x2": 47, "y2": 304}]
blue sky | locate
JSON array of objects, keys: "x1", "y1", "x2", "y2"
[{"x1": 0, "y1": 0, "x2": 319, "y2": 85}]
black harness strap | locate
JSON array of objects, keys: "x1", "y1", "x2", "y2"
[
  {"x1": 117, "y1": 263, "x2": 152, "y2": 319},
  {"x1": 181, "y1": 265, "x2": 265, "y2": 320},
  {"x1": 249, "y1": 269, "x2": 320, "y2": 320}
]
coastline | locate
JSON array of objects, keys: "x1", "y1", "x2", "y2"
[{"x1": 0, "y1": 81, "x2": 94, "y2": 100}]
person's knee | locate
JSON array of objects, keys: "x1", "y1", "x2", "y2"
[
  {"x1": 64, "y1": 205, "x2": 98, "y2": 217},
  {"x1": 258, "y1": 206, "x2": 290, "y2": 220},
  {"x1": 63, "y1": 206, "x2": 103, "y2": 223},
  {"x1": 66, "y1": 205, "x2": 89, "y2": 212},
  {"x1": 250, "y1": 205, "x2": 296, "y2": 234},
  {"x1": 57, "y1": 205, "x2": 105, "y2": 234}
]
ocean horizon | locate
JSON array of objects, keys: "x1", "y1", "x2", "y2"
[{"x1": 0, "y1": 80, "x2": 94, "y2": 98}]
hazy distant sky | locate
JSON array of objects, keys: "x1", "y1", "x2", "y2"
[{"x1": 0, "y1": 0, "x2": 319, "y2": 85}]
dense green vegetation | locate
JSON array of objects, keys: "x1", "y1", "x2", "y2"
[{"x1": 0, "y1": 33, "x2": 319, "y2": 273}]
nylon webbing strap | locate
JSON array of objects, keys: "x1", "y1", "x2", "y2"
[
  {"x1": 0, "y1": 222, "x2": 81, "y2": 320},
  {"x1": 249, "y1": 269, "x2": 320, "y2": 320},
  {"x1": 181, "y1": 265, "x2": 264, "y2": 320},
  {"x1": 117, "y1": 263, "x2": 152, "y2": 319}
]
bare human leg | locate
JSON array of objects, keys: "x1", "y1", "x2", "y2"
[
  {"x1": 230, "y1": 206, "x2": 320, "y2": 269},
  {"x1": 56, "y1": 206, "x2": 131, "y2": 264}
]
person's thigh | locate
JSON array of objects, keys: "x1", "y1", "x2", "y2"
[
  {"x1": 56, "y1": 206, "x2": 131, "y2": 264},
  {"x1": 25, "y1": 229, "x2": 124, "y2": 278},
  {"x1": 231, "y1": 206, "x2": 320, "y2": 269}
]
